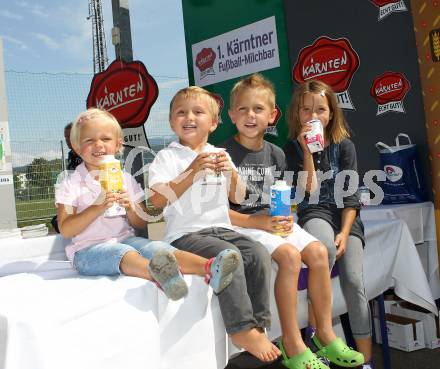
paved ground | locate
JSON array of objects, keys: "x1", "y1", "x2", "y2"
[{"x1": 225, "y1": 343, "x2": 440, "y2": 369}]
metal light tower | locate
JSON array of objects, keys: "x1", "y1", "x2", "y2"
[{"x1": 88, "y1": 0, "x2": 109, "y2": 74}]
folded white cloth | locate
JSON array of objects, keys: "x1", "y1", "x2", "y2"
[
  {"x1": 0, "y1": 228, "x2": 22, "y2": 239},
  {"x1": 21, "y1": 224, "x2": 49, "y2": 238}
]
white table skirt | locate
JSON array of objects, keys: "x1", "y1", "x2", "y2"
[
  {"x1": 361, "y1": 201, "x2": 440, "y2": 299},
  {"x1": 0, "y1": 218, "x2": 436, "y2": 369}
]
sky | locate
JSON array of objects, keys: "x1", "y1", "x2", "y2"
[
  {"x1": 0, "y1": 0, "x2": 189, "y2": 166},
  {"x1": 0, "y1": 0, "x2": 188, "y2": 77}
]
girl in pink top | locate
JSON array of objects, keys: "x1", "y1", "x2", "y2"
[{"x1": 55, "y1": 108, "x2": 239, "y2": 300}]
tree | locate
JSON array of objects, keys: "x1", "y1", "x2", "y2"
[{"x1": 26, "y1": 158, "x2": 56, "y2": 200}]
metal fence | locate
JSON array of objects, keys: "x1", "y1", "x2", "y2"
[
  {"x1": 12, "y1": 135, "x2": 176, "y2": 228},
  {"x1": 6, "y1": 70, "x2": 187, "y2": 228}
]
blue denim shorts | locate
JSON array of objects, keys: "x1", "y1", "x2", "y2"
[{"x1": 73, "y1": 236, "x2": 177, "y2": 276}]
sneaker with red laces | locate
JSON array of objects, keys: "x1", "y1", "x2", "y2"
[{"x1": 205, "y1": 249, "x2": 240, "y2": 294}]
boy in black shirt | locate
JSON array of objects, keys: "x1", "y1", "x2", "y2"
[{"x1": 223, "y1": 74, "x2": 363, "y2": 369}]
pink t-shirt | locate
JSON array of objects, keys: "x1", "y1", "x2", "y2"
[{"x1": 55, "y1": 162, "x2": 145, "y2": 263}]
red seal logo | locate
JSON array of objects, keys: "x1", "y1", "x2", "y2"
[
  {"x1": 196, "y1": 48, "x2": 216, "y2": 72},
  {"x1": 210, "y1": 92, "x2": 224, "y2": 123},
  {"x1": 265, "y1": 104, "x2": 282, "y2": 136},
  {"x1": 370, "y1": 72, "x2": 410, "y2": 105},
  {"x1": 211, "y1": 92, "x2": 224, "y2": 115},
  {"x1": 369, "y1": 0, "x2": 408, "y2": 20},
  {"x1": 370, "y1": 0, "x2": 401, "y2": 6},
  {"x1": 87, "y1": 60, "x2": 158, "y2": 129},
  {"x1": 268, "y1": 104, "x2": 282, "y2": 128},
  {"x1": 292, "y1": 36, "x2": 359, "y2": 93}
]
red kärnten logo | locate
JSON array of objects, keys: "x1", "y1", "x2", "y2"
[
  {"x1": 292, "y1": 36, "x2": 360, "y2": 110},
  {"x1": 196, "y1": 48, "x2": 216, "y2": 79},
  {"x1": 87, "y1": 60, "x2": 158, "y2": 129},
  {"x1": 370, "y1": 0, "x2": 407, "y2": 21},
  {"x1": 211, "y1": 92, "x2": 224, "y2": 123},
  {"x1": 370, "y1": 71, "x2": 410, "y2": 115},
  {"x1": 265, "y1": 104, "x2": 282, "y2": 136}
]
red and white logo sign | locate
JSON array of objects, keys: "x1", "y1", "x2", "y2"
[
  {"x1": 370, "y1": 72, "x2": 410, "y2": 115},
  {"x1": 292, "y1": 36, "x2": 360, "y2": 110},
  {"x1": 87, "y1": 60, "x2": 158, "y2": 130},
  {"x1": 370, "y1": 0, "x2": 407, "y2": 21},
  {"x1": 265, "y1": 104, "x2": 282, "y2": 136},
  {"x1": 211, "y1": 92, "x2": 224, "y2": 123},
  {"x1": 196, "y1": 48, "x2": 216, "y2": 80},
  {"x1": 384, "y1": 165, "x2": 403, "y2": 182}
]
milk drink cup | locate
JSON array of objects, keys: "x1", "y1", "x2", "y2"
[
  {"x1": 305, "y1": 119, "x2": 324, "y2": 153},
  {"x1": 202, "y1": 147, "x2": 225, "y2": 185},
  {"x1": 270, "y1": 180, "x2": 291, "y2": 237},
  {"x1": 99, "y1": 155, "x2": 126, "y2": 217},
  {"x1": 359, "y1": 186, "x2": 371, "y2": 206}
]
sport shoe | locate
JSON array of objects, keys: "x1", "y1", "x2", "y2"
[
  {"x1": 148, "y1": 249, "x2": 188, "y2": 300},
  {"x1": 279, "y1": 342, "x2": 330, "y2": 369},
  {"x1": 306, "y1": 328, "x2": 330, "y2": 366},
  {"x1": 312, "y1": 336, "x2": 364, "y2": 367},
  {"x1": 205, "y1": 249, "x2": 240, "y2": 294}
]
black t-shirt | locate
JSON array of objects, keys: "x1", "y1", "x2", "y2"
[
  {"x1": 223, "y1": 137, "x2": 286, "y2": 214},
  {"x1": 283, "y1": 138, "x2": 365, "y2": 244}
]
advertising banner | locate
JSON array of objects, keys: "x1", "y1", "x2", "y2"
[
  {"x1": 192, "y1": 16, "x2": 280, "y2": 87},
  {"x1": 0, "y1": 121, "x2": 12, "y2": 184},
  {"x1": 87, "y1": 60, "x2": 158, "y2": 148},
  {"x1": 0, "y1": 38, "x2": 17, "y2": 229}
]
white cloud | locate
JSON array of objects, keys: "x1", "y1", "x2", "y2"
[
  {"x1": 157, "y1": 78, "x2": 188, "y2": 89},
  {"x1": 3, "y1": 35, "x2": 28, "y2": 50},
  {"x1": 15, "y1": 1, "x2": 29, "y2": 8},
  {"x1": 30, "y1": 5, "x2": 47, "y2": 18},
  {"x1": 12, "y1": 149, "x2": 61, "y2": 167},
  {"x1": 15, "y1": 2, "x2": 48, "y2": 18},
  {"x1": 0, "y1": 9, "x2": 23, "y2": 20},
  {"x1": 33, "y1": 33, "x2": 60, "y2": 50}
]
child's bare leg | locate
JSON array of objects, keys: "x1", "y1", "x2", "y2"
[
  {"x1": 119, "y1": 251, "x2": 152, "y2": 280},
  {"x1": 173, "y1": 250, "x2": 207, "y2": 275},
  {"x1": 355, "y1": 337, "x2": 372, "y2": 362},
  {"x1": 231, "y1": 328, "x2": 281, "y2": 362},
  {"x1": 301, "y1": 241, "x2": 336, "y2": 344},
  {"x1": 272, "y1": 244, "x2": 307, "y2": 357}
]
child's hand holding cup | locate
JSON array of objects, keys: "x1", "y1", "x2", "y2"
[{"x1": 202, "y1": 147, "x2": 225, "y2": 185}]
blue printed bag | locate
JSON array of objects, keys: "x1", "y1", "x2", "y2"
[{"x1": 376, "y1": 133, "x2": 428, "y2": 204}]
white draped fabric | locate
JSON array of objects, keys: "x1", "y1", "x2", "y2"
[
  {"x1": 361, "y1": 201, "x2": 440, "y2": 299},
  {"x1": 0, "y1": 217, "x2": 436, "y2": 369}
]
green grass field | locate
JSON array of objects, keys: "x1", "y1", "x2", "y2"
[
  {"x1": 14, "y1": 199, "x2": 163, "y2": 229},
  {"x1": 15, "y1": 198, "x2": 56, "y2": 228}
]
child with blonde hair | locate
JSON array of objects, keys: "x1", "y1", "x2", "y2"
[
  {"x1": 225, "y1": 73, "x2": 363, "y2": 369},
  {"x1": 148, "y1": 86, "x2": 281, "y2": 362},
  {"x1": 55, "y1": 108, "x2": 239, "y2": 301},
  {"x1": 284, "y1": 80, "x2": 373, "y2": 369}
]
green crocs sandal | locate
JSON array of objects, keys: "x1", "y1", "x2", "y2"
[
  {"x1": 279, "y1": 341, "x2": 330, "y2": 369},
  {"x1": 312, "y1": 336, "x2": 364, "y2": 367}
]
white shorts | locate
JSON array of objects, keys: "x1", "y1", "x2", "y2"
[{"x1": 232, "y1": 223, "x2": 318, "y2": 255}]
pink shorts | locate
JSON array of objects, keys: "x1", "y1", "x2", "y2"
[{"x1": 232, "y1": 223, "x2": 318, "y2": 255}]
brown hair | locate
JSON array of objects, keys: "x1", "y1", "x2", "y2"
[
  {"x1": 288, "y1": 80, "x2": 349, "y2": 144},
  {"x1": 229, "y1": 73, "x2": 275, "y2": 109},
  {"x1": 169, "y1": 86, "x2": 220, "y2": 120}
]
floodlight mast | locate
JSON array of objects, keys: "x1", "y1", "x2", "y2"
[{"x1": 88, "y1": 0, "x2": 109, "y2": 74}]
